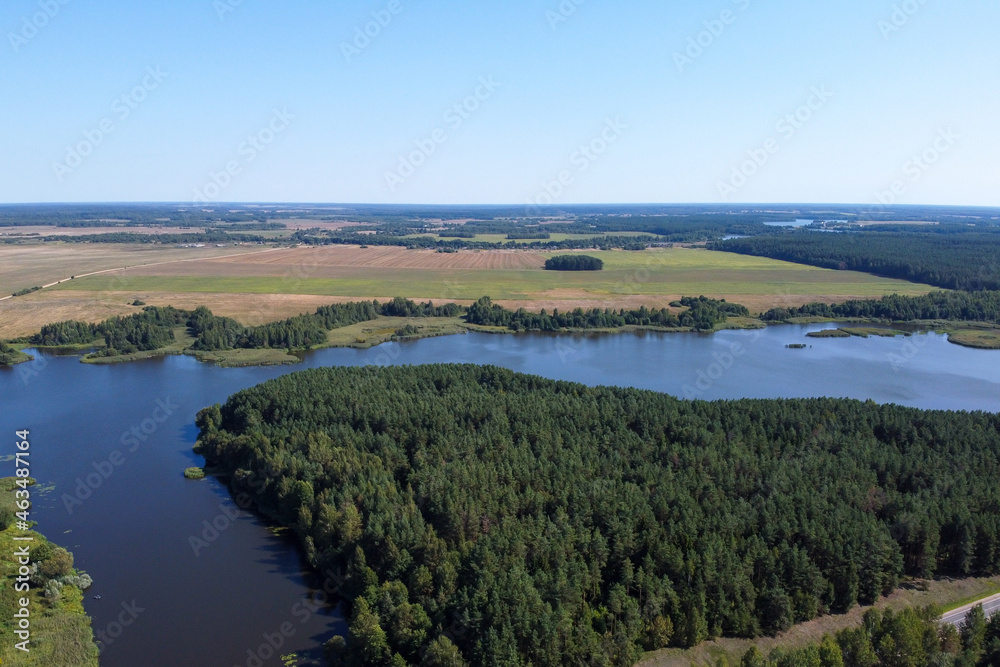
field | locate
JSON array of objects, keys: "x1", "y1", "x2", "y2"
[
  {"x1": 0, "y1": 243, "x2": 275, "y2": 296},
  {"x1": 0, "y1": 244, "x2": 935, "y2": 338},
  {"x1": 640, "y1": 576, "x2": 1000, "y2": 667}
]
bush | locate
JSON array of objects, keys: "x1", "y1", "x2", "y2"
[{"x1": 40, "y1": 547, "x2": 74, "y2": 579}]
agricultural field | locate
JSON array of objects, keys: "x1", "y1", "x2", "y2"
[
  {"x1": 0, "y1": 243, "x2": 275, "y2": 296},
  {"x1": 0, "y1": 245, "x2": 935, "y2": 338}
]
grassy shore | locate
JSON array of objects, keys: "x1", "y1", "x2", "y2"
[
  {"x1": 0, "y1": 478, "x2": 98, "y2": 666},
  {"x1": 945, "y1": 328, "x2": 1000, "y2": 349}
]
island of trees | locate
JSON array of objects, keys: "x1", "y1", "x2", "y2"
[
  {"x1": 544, "y1": 254, "x2": 604, "y2": 271},
  {"x1": 195, "y1": 364, "x2": 1000, "y2": 666}
]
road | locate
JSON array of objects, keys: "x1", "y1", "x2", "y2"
[{"x1": 941, "y1": 592, "x2": 1000, "y2": 627}]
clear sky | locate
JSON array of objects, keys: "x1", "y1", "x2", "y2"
[{"x1": 1, "y1": 0, "x2": 997, "y2": 206}]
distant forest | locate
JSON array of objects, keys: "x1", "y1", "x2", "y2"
[
  {"x1": 710, "y1": 232, "x2": 1000, "y2": 291},
  {"x1": 762, "y1": 290, "x2": 1000, "y2": 324},
  {"x1": 196, "y1": 364, "x2": 1000, "y2": 666}
]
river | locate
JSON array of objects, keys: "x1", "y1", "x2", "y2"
[{"x1": 2, "y1": 323, "x2": 998, "y2": 665}]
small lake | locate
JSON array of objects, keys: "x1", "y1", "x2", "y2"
[{"x1": 2, "y1": 324, "x2": 999, "y2": 665}]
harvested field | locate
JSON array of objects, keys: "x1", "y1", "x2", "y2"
[
  {"x1": 0, "y1": 243, "x2": 276, "y2": 296},
  {"x1": 145, "y1": 245, "x2": 548, "y2": 272}
]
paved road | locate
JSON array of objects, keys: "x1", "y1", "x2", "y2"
[{"x1": 941, "y1": 592, "x2": 1000, "y2": 627}]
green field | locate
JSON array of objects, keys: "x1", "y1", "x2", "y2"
[{"x1": 51, "y1": 249, "x2": 935, "y2": 310}]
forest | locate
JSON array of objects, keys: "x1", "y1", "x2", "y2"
[
  {"x1": 709, "y1": 232, "x2": 1000, "y2": 291},
  {"x1": 761, "y1": 291, "x2": 1000, "y2": 324},
  {"x1": 465, "y1": 295, "x2": 749, "y2": 332},
  {"x1": 195, "y1": 365, "x2": 1000, "y2": 666},
  {"x1": 544, "y1": 255, "x2": 605, "y2": 271}
]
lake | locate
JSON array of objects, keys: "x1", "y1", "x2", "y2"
[{"x1": 2, "y1": 324, "x2": 999, "y2": 665}]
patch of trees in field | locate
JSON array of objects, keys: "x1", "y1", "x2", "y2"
[
  {"x1": 196, "y1": 364, "x2": 1000, "y2": 666},
  {"x1": 544, "y1": 254, "x2": 604, "y2": 271},
  {"x1": 741, "y1": 604, "x2": 1000, "y2": 667},
  {"x1": 762, "y1": 291, "x2": 1000, "y2": 324},
  {"x1": 465, "y1": 295, "x2": 748, "y2": 331},
  {"x1": 710, "y1": 232, "x2": 1000, "y2": 291}
]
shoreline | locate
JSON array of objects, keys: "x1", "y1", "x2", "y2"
[{"x1": 5, "y1": 313, "x2": 999, "y2": 369}]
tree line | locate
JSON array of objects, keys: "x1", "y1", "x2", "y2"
[
  {"x1": 710, "y1": 232, "x2": 1000, "y2": 291},
  {"x1": 18, "y1": 296, "x2": 751, "y2": 359},
  {"x1": 465, "y1": 295, "x2": 749, "y2": 332},
  {"x1": 189, "y1": 298, "x2": 462, "y2": 351},
  {"x1": 196, "y1": 364, "x2": 1000, "y2": 666},
  {"x1": 761, "y1": 291, "x2": 1000, "y2": 324},
  {"x1": 25, "y1": 299, "x2": 463, "y2": 355},
  {"x1": 292, "y1": 231, "x2": 657, "y2": 252},
  {"x1": 29, "y1": 306, "x2": 187, "y2": 356}
]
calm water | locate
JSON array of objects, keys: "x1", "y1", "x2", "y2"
[{"x1": 2, "y1": 324, "x2": 999, "y2": 666}]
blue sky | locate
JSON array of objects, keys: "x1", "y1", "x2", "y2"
[{"x1": 1, "y1": 0, "x2": 997, "y2": 205}]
